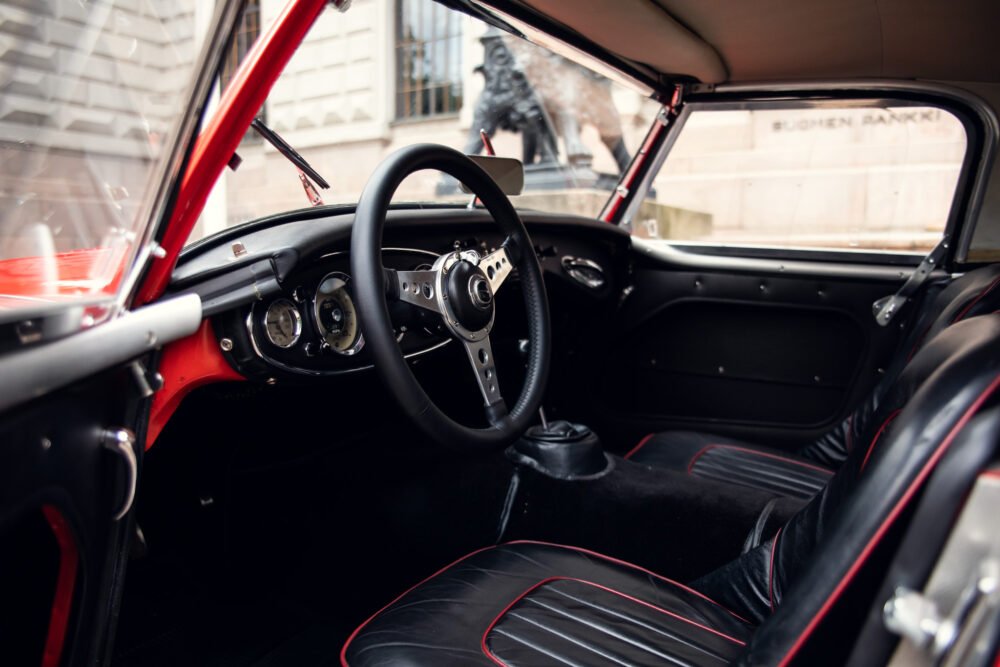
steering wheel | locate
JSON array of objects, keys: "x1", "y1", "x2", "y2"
[{"x1": 351, "y1": 144, "x2": 550, "y2": 449}]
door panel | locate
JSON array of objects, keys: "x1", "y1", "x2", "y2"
[
  {"x1": 0, "y1": 365, "x2": 142, "y2": 666},
  {"x1": 0, "y1": 294, "x2": 200, "y2": 665},
  {"x1": 598, "y1": 250, "x2": 916, "y2": 452}
]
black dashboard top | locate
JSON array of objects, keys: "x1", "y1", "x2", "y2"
[
  {"x1": 173, "y1": 204, "x2": 629, "y2": 287},
  {"x1": 170, "y1": 204, "x2": 632, "y2": 382}
]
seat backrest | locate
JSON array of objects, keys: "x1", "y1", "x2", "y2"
[
  {"x1": 692, "y1": 314, "x2": 1000, "y2": 663},
  {"x1": 801, "y1": 263, "x2": 1000, "y2": 468}
]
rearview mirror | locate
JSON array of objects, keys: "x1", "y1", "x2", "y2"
[{"x1": 460, "y1": 156, "x2": 524, "y2": 196}]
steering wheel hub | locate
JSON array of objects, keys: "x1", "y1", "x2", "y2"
[{"x1": 445, "y1": 259, "x2": 494, "y2": 331}]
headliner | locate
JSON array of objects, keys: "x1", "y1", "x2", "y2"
[{"x1": 512, "y1": 0, "x2": 1000, "y2": 85}]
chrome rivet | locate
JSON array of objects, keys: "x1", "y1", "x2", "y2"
[
  {"x1": 814, "y1": 376, "x2": 821, "y2": 383},
  {"x1": 718, "y1": 366, "x2": 725, "y2": 374},
  {"x1": 266, "y1": 377, "x2": 277, "y2": 385},
  {"x1": 41, "y1": 437, "x2": 52, "y2": 451},
  {"x1": 220, "y1": 338, "x2": 234, "y2": 351}
]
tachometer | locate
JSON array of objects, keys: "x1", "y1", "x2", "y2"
[
  {"x1": 314, "y1": 272, "x2": 364, "y2": 355},
  {"x1": 263, "y1": 298, "x2": 302, "y2": 348}
]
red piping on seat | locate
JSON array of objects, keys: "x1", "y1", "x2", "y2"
[
  {"x1": 952, "y1": 275, "x2": 1000, "y2": 324},
  {"x1": 340, "y1": 540, "x2": 751, "y2": 664},
  {"x1": 41, "y1": 505, "x2": 79, "y2": 667},
  {"x1": 504, "y1": 540, "x2": 750, "y2": 622},
  {"x1": 860, "y1": 409, "x2": 902, "y2": 472},
  {"x1": 623, "y1": 433, "x2": 655, "y2": 460},
  {"x1": 481, "y1": 576, "x2": 747, "y2": 667},
  {"x1": 777, "y1": 371, "x2": 1000, "y2": 666},
  {"x1": 687, "y1": 445, "x2": 833, "y2": 476},
  {"x1": 909, "y1": 274, "x2": 1000, "y2": 362}
]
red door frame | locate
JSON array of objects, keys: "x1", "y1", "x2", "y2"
[{"x1": 135, "y1": 0, "x2": 329, "y2": 306}]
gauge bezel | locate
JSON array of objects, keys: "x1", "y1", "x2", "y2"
[
  {"x1": 262, "y1": 298, "x2": 302, "y2": 348},
  {"x1": 313, "y1": 271, "x2": 365, "y2": 356}
]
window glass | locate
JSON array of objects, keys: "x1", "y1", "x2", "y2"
[
  {"x1": 635, "y1": 105, "x2": 967, "y2": 254},
  {"x1": 0, "y1": 0, "x2": 201, "y2": 311},
  {"x1": 395, "y1": 0, "x2": 462, "y2": 119},
  {"x1": 186, "y1": 0, "x2": 655, "y2": 245}
]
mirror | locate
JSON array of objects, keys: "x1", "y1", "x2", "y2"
[{"x1": 461, "y1": 155, "x2": 524, "y2": 196}]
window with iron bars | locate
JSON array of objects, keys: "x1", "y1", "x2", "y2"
[
  {"x1": 220, "y1": 1, "x2": 264, "y2": 143},
  {"x1": 395, "y1": 0, "x2": 463, "y2": 120}
]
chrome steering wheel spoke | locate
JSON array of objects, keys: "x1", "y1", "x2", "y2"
[
  {"x1": 479, "y1": 245, "x2": 512, "y2": 294},
  {"x1": 392, "y1": 269, "x2": 441, "y2": 314},
  {"x1": 463, "y1": 335, "x2": 506, "y2": 415}
]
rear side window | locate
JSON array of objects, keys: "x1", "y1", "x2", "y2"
[{"x1": 635, "y1": 104, "x2": 967, "y2": 254}]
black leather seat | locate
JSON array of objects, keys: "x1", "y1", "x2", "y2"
[
  {"x1": 342, "y1": 315, "x2": 1000, "y2": 666},
  {"x1": 342, "y1": 541, "x2": 754, "y2": 666},
  {"x1": 625, "y1": 264, "x2": 1000, "y2": 499}
]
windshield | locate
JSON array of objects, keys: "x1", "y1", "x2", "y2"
[
  {"x1": 0, "y1": 1, "x2": 204, "y2": 311},
  {"x1": 187, "y1": 0, "x2": 656, "y2": 246}
]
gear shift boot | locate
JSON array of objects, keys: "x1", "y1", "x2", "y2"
[{"x1": 510, "y1": 420, "x2": 611, "y2": 479}]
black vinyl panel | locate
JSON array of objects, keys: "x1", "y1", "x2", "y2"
[
  {"x1": 595, "y1": 258, "x2": 907, "y2": 449},
  {"x1": 0, "y1": 509, "x2": 60, "y2": 665},
  {"x1": 623, "y1": 300, "x2": 865, "y2": 426}
]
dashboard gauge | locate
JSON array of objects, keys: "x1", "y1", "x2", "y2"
[
  {"x1": 263, "y1": 299, "x2": 302, "y2": 348},
  {"x1": 314, "y1": 272, "x2": 364, "y2": 355}
]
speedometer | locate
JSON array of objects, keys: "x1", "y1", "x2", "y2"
[
  {"x1": 314, "y1": 272, "x2": 364, "y2": 355},
  {"x1": 263, "y1": 298, "x2": 302, "y2": 348}
]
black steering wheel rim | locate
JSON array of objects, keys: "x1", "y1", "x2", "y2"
[{"x1": 351, "y1": 143, "x2": 550, "y2": 449}]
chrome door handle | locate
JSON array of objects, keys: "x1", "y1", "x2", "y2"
[{"x1": 102, "y1": 428, "x2": 137, "y2": 521}]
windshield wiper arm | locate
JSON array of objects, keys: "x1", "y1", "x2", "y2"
[{"x1": 250, "y1": 117, "x2": 330, "y2": 189}]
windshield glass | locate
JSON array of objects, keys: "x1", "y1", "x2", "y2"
[
  {"x1": 187, "y1": 0, "x2": 656, "y2": 246},
  {"x1": 0, "y1": 1, "x2": 203, "y2": 311}
]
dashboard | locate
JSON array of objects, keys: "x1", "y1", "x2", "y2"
[{"x1": 169, "y1": 205, "x2": 631, "y2": 384}]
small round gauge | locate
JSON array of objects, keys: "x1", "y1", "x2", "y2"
[
  {"x1": 314, "y1": 272, "x2": 364, "y2": 355},
  {"x1": 263, "y1": 298, "x2": 302, "y2": 348}
]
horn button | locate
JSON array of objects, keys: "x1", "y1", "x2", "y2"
[{"x1": 445, "y1": 260, "x2": 494, "y2": 331}]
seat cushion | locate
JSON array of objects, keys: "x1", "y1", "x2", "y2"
[
  {"x1": 626, "y1": 431, "x2": 833, "y2": 499},
  {"x1": 341, "y1": 541, "x2": 755, "y2": 666}
]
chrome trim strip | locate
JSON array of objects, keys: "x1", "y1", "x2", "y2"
[
  {"x1": 317, "y1": 247, "x2": 441, "y2": 262},
  {"x1": 119, "y1": 0, "x2": 246, "y2": 312},
  {"x1": 633, "y1": 237, "x2": 922, "y2": 282}
]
